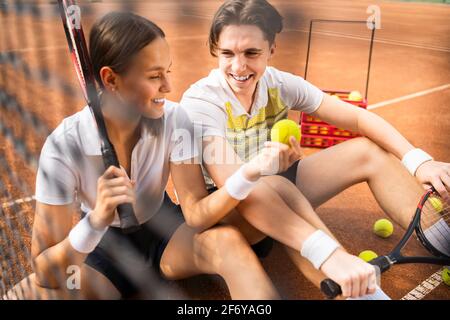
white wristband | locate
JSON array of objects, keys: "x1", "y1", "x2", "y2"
[
  {"x1": 401, "y1": 148, "x2": 433, "y2": 176},
  {"x1": 68, "y1": 211, "x2": 108, "y2": 254},
  {"x1": 301, "y1": 230, "x2": 340, "y2": 270},
  {"x1": 225, "y1": 166, "x2": 259, "y2": 200}
]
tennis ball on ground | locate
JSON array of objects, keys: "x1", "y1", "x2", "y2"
[
  {"x1": 373, "y1": 218, "x2": 394, "y2": 238},
  {"x1": 348, "y1": 90, "x2": 363, "y2": 102},
  {"x1": 429, "y1": 197, "x2": 444, "y2": 213},
  {"x1": 442, "y1": 267, "x2": 450, "y2": 286},
  {"x1": 271, "y1": 119, "x2": 301, "y2": 146},
  {"x1": 358, "y1": 250, "x2": 378, "y2": 262}
]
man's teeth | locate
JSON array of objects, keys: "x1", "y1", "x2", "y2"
[
  {"x1": 153, "y1": 98, "x2": 165, "y2": 103},
  {"x1": 232, "y1": 74, "x2": 251, "y2": 81}
]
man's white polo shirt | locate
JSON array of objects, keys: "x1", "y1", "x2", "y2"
[{"x1": 180, "y1": 66, "x2": 324, "y2": 188}]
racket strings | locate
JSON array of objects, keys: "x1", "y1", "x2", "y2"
[
  {"x1": 420, "y1": 194, "x2": 450, "y2": 257},
  {"x1": 421, "y1": 197, "x2": 450, "y2": 225}
]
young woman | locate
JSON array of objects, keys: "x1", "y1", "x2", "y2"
[
  {"x1": 13, "y1": 11, "x2": 306, "y2": 300},
  {"x1": 180, "y1": 0, "x2": 449, "y2": 299}
]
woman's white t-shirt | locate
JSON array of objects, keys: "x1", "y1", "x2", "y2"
[{"x1": 35, "y1": 101, "x2": 198, "y2": 227}]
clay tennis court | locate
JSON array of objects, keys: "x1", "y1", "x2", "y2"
[{"x1": 0, "y1": 0, "x2": 449, "y2": 300}]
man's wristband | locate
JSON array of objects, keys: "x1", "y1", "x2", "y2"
[
  {"x1": 401, "y1": 148, "x2": 433, "y2": 176},
  {"x1": 301, "y1": 230, "x2": 340, "y2": 270}
]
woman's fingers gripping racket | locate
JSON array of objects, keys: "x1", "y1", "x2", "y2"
[
  {"x1": 101, "y1": 166, "x2": 135, "y2": 201},
  {"x1": 92, "y1": 166, "x2": 136, "y2": 229},
  {"x1": 103, "y1": 166, "x2": 134, "y2": 187}
]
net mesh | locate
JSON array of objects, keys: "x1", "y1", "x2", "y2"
[
  {"x1": 0, "y1": 0, "x2": 52, "y2": 299},
  {"x1": 1, "y1": 0, "x2": 448, "y2": 301}
]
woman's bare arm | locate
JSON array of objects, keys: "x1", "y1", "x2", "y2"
[{"x1": 31, "y1": 202, "x2": 88, "y2": 289}]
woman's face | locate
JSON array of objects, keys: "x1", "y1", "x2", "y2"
[
  {"x1": 115, "y1": 37, "x2": 172, "y2": 119},
  {"x1": 217, "y1": 24, "x2": 274, "y2": 98}
]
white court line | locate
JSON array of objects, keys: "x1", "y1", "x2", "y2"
[
  {"x1": 177, "y1": 12, "x2": 450, "y2": 53},
  {"x1": 1, "y1": 196, "x2": 35, "y2": 209},
  {"x1": 177, "y1": 14, "x2": 450, "y2": 53},
  {"x1": 5, "y1": 20, "x2": 450, "y2": 54},
  {"x1": 285, "y1": 28, "x2": 450, "y2": 53},
  {"x1": 167, "y1": 34, "x2": 208, "y2": 41},
  {"x1": 2, "y1": 34, "x2": 209, "y2": 54},
  {"x1": 367, "y1": 84, "x2": 450, "y2": 110},
  {"x1": 401, "y1": 268, "x2": 444, "y2": 300},
  {"x1": 3, "y1": 45, "x2": 67, "y2": 54},
  {"x1": 179, "y1": 13, "x2": 212, "y2": 20}
]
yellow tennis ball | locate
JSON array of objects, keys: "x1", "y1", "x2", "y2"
[
  {"x1": 373, "y1": 219, "x2": 394, "y2": 238},
  {"x1": 429, "y1": 197, "x2": 444, "y2": 213},
  {"x1": 358, "y1": 250, "x2": 378, "y2": 262},
  {"x1": 442, "y1": 267, "x2": 450, "y2": 286},
  {"x1": 348, "y1": 90, "x2": 363, "y2": 102},
  {"x1": 271, "y1": 119, "x2": 301, "y2": 146}
]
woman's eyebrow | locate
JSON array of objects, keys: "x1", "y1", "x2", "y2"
[{"x1": 145, "y1": 61, "x2": 173, "y2": 72}]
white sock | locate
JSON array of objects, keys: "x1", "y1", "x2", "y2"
[{"x1": 346, "y1": 286, "x2": 391, "y2": 300}]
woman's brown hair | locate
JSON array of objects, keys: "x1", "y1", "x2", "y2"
[
  {"x1": 89, "y1": 12, "x2": 165, "y2": 134},
  {"x1": 89, "y1": 11, "x2": 165, "y2": 88}
]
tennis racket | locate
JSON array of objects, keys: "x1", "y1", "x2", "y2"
[
  {"x1": 57, "y1": 0, "x2": 140, "y2": 233},
  {"x1": 320, "y1": 188, "x2": 450, "y2": 299}
]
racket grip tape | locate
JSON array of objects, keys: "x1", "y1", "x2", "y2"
[
  {"x1": 117, "y1": 202, "x2": 141, "y2": 234},
  {"x1": 320, "y1": 279, "x2": 342, "y2": 299},
  {"x1": 101, "y1": 144, "x2": 141, "y2": 233}
]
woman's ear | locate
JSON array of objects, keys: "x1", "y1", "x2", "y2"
[{"x1": 99, "y1": 66, "x2": 117, "y2": 92}]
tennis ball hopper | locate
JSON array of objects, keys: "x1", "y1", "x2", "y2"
[{"x1": 300, "y1": 19, "x2": 375, "y2": 148}]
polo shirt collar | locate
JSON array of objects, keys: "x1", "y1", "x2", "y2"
[
  {"x1": 78, "y1": 106, "x2": 153, "y2": 156},
  {"x1": 78, "y1": 107, "x2": 102, "y2": 156}
]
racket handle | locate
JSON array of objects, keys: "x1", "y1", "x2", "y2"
[
  {"x1": 320, "y1": 279, "x2": 342, "y2": 299},
  {"x1": 320, "y1": 259, "x2": 388, "y2": 299},
  {"x1": 117, "y1": 202, "x2": 141, "y2": 234},
  {"x1": 101, "y1": 143, "x2": 141, "y2": 233},
  {"x1": 369, "y1": 256, "x2": 392, "y2": 273}
]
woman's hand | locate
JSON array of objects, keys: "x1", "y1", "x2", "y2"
[
  {"x1": 415, "y1": 160, "x2": 450, "y2": 201},
  {"x1": 244, "y1": 136, "x2": 304, "y2": 179},
  {"x1": 320, "y1": 248, "x2": 378, "y2": 299},
  {"x1": 90, "y1": 166, "x2": 136, "y2": 230}
]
